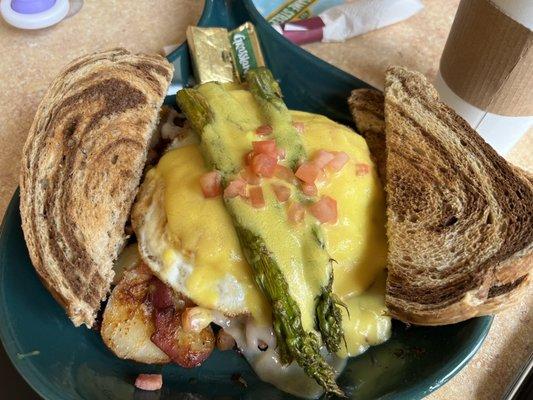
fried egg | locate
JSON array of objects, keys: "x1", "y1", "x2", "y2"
[{"x1": 130, "y1": 90, "x2": 391, "y2": 398}]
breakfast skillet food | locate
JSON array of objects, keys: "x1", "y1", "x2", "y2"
[{"x1": 19, "y1": 48, "x2": 533, "y2": 398}]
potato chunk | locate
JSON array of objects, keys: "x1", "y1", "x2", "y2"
[{"x1": 101, "y1": 266, "x2": 170, "y2": 364}]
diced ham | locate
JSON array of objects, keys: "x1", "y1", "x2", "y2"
[
  {"x1": 312, "y1": 150, "x2": 335, "y2": 169},
  {"x1": 309, "y1": 196, "x2": 338, "y2": 224},
  {"x1": 327, "y1": 152, "x2": 350, "y2": 172},
  {"x1": 249, "y1": 186, "x2": 266, "y2": 208},
  {"x1": 241, "y1": 166, "x2": 261, "y2": 185},
  {"x1": 287, "y1": 202, "x2": 305, "y2": 224},
  {"x1": 150, "y1": 278, "x2": 174, "y2": 309},
  {"x1": 251, "y1": 153, "x2": 277, "y2": 178},
  {"x1": 255, "y1": 125, "x2": 273, "y2": 136},
  {"x1": 272, "y1": 184, "x2": 290, "y2": 202},
  {"x1": 301, "y1": 182, "x2": 317, "y2": 196},
  {"x1": 274, "y1": 165, "x2": 296, "y2": 183},
  {"x1": 355, "y1": 163, "x2": 371, "y2": 176},
  {"x1": 200, "y1": 171, "x2": 222, "y2": 198},
  {"x1": 224, "y1": 178, "x2": 247, "y2": 199},
  {"x1": 293, "y1": 121, "x2": 305, "y2": 134},
  {"x1": 295, "y1": 162, "x2": 320, "y2": 184},
  {"x1": 181, "y1": 307, "x2": 214, "y2": 332},
  {"x1": 252, "y1": 140, "x2": 277, "y2": 157},
  {"x1": 135, "y1": 374, "x2": 162, "y2": 391}
]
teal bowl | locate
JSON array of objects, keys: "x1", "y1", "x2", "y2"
[{"x1": 0, "y1": 1, "x2": 492, "y2": 399}]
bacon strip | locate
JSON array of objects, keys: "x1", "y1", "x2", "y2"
[
  {"x1": 148, "y1": 278, "x2": 215, "y2": 368},
  {"x1": 149, "y1": 277, "x2": 173, "y2": 309}
]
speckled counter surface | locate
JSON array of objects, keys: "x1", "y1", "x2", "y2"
[{"x1": 0, "y1": 1, "x2": 531, "y2": 399}]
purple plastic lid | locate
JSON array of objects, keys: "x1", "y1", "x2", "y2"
[
  {"x1": 281, "y1": 16, "x2": 326, "y2": 45},
  {"x1": 11, "y1": 0, "x2": 56, "y2": 14}
]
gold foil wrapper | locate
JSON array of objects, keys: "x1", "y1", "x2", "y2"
[{"x1": 186, "y1": 26, "x2": 235, "y2": 84}]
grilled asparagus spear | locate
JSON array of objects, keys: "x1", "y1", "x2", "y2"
[
  {"x1": 246, "y1": 67, "x2": 344, "y2": 353},
  {"x1": 235, "y1": 225, "x2": 343, "y2": 396},
  {"x1": 245, "y1": 68, "x2": 305, "y2": 170},
  {"x1": 177, "y1": 86, "x2": 343, "y2": 396}
]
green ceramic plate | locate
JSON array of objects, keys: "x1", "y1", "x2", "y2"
[{"x1": 0, "y1": 1, "x2": 492, "y2": 399}]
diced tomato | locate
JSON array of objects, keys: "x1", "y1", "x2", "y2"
[
  {"x1": 309, "y1": 196, "x2": 338, "y2": 224},
  {"x1": 135, "y1": 374, "x2": 163, "y2": 391},
  {"x1": 316, "y1": 168, "x2": 326, "y2": 183},
  {"x1": 312, "y1": 150, "x2": 335, "y2": 169},
  {"x1": 274, "y1": 165, "x2": 296, "y2": 183},
  {"x1": 287, "y1": 202, "x2": 305, "y2": 224},
  {"x1": 302, "y1": 182, "x2": 317, "y2": 196},
  {"x1": 244, "y1": 151, "x2": 255, "y2": 166},
  {"x1": 272, "y1": 184, "x2": 290, "y2": 202},
  {"x1": 355, "y1": 163, "x2": 371, "y2": 176},
  {"x1": 276, "y1": 147, "x2": 286, "y2": 160},
  {"x1": 255, "y1": 125, "x2": 273, "y2": 136},
  {"x1": 252, "y1": 140, "x2": 277, "y2": 156},
  {"x1": 295, "y1": 162, "x2": 320, "y2": 184},
  {"x1": 199, "y1": 171, "x2": 222, "y2": 198},
  {"x1": 293, "y1": 121, "x2": 305, "y2": 134},
  {"x1": 224, "y1": 178, "x2": 247, "y2": 198},
  {"x1": 251, "y1": 153, "x2": 277, "y2": 178},
  {"x1": 241, "y1": 166, "x2": 261, "y2": 185},
  {"x1": 249, "y1": 186, "x2": 265, "y2": 208},
  {"x1": 327, "y1": 152, "x2": 350, "y2": 172}
]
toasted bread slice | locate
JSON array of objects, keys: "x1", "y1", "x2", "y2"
[
  {"x1": 20, "y1": 48, "x2": 173, "y2": 327},
  {"x1": 349, "y1": 67, "x2": 533, "y2": 325}
]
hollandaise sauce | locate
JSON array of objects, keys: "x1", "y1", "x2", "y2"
[
  {"x1": 179, "y1": 78, "x2": 343, "y2": 393},
  {"x1": 135, "y1": 78, "x2": 390, "y2": 398}
]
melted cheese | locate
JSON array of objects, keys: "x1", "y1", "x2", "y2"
[
  {"x1": 137, "y1": 89, "x2": 391, "y2": 383},
  {"x1": 213, "y1": 314, "x2": 346, "y2": 399}
]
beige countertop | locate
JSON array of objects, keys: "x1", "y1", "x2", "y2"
[{"x1": 0, "y1": 1, "x2": 531, "y2": 399}]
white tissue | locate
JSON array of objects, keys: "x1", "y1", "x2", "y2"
[{"x1": 320, "y1": 0, "x2": 424, "y2": 42}]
